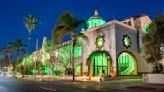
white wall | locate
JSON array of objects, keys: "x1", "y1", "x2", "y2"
[
  {"x1": 81, "y1": 20, "x2": 152, "y2": 75},
  {"x1": 81, "y1": 22, "x2": 116, "y2": 72}
]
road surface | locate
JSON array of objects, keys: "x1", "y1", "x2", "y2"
[{"x1": 0, "y1": 77, "x2": 163, "y2": 92}]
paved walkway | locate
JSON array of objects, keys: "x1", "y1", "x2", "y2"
[
  {"x1": 21, "y1": 76, "x2": 164, "y2": 92},
  {"x1": 126, "y1": 83, "x2": 164, "y2": 92}
]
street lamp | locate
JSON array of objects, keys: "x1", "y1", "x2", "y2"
[{"x1": 71, "y1": 39, "x2": 76, "y2": 82}]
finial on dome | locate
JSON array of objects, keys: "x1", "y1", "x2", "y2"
[{"x1": 94, "y1": 10, "x2": 98, "y2": 16}]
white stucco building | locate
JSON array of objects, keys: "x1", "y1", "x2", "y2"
[
  {"x1": 76, "y1": 10, "x2": 152, "y2": 77},
  {"x1": 31, "y1": 10, "x2": 152, "y2": 77}
]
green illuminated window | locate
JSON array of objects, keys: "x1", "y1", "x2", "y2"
[
  {"x1": 123, "y1": 35, "x2": 132, "y2": 48},
  {"x1": 98, "y1": 37, "x2": 103, "y2": 47},
  {"x1": 95, "y1": 35, "x2": 104, "y2": 48},
  {"x1": 74, "y1": 43, "x2": 82, "y2": 58},
  {"x1": 118, "y1": 52, "x2": 137, "y2": 75}
]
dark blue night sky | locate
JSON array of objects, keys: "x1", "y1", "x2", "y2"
[{"x1": 0, "y1": 0, "x2": 164, "y2": 53}]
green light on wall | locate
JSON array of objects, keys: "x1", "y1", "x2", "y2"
[
  {"x1": 54, "y1": 64, "x2": 59, "y2": 71},
  {"x1": 44, "y1": 67, "x2": 49, "y2": 74},
  {"x1": 59, "y1": 45, "x2": 71, "y2": 67},
  {"x1": 22, "y1": 55, "x2": 33, "y2": 65},
  {"x1": 41, "y1": 66, "x2": 49, "y2": 75},
  {"x1": 74, "y1": 43, "x2": 82, "y2": 58},
  {"x1": 28, "y1": 68, "x2": 36, "y2": 75},
  {"x1": 145, "y1": 23, "x2": 150, "y2": 33},
  {"x1": 75, "y1": 65, "x2": 81, "y2": 75}
]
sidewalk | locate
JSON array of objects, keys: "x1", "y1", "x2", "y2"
[
  {"x1": 126, "y1": 83, "x2": 164, "y2": 92},
  {"x1": 22, "y1": 75, "x2": 143, "y2": 82},
  {"x1": 21, "y1": 75, "x2": 164, "y2": 92}
]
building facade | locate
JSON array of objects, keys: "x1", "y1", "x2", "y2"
[
  {"x1": 26, "y1": 10, "x2": 152, "y2": 77},
  {"x1": 75, "y1": 10, "x2": 152, "y2": 77}
]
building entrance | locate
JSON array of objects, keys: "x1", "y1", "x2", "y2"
[{"x1": 88, "y1": 51, "x2": 112, "y2": 76}]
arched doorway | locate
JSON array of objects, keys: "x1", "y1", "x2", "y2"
[
  {"x1": 87, "y1": 51, "x2": 112, "y2": 76},
  {"x1": 118, "y1": 52, "x2": 137, "y2": 75}
]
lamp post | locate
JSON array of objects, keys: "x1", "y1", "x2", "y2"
[{"x1": 71, "y1": 37, "x2": 76, "y2": 82}]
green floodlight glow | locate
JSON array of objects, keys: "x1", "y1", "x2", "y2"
[
  {"x1": 59, "y1": 45, "x2": 71, "y2": 66},
  {"x1": 74, "y1": 43, "x2": 82, "y2": 58},
  {"x1": 22, "y1": 55, "x2": 33, "y2": 65},
  {"x1": 32, "y1": 69, "x2": 36, "y2": 74},
  {"x1": 40, "y1": 66, "x2": 49, "y2": 75},
  {"x1": 41, "y1": 48, "x2": 50, "y2": 62},
  {"x1": 97, "y1": 37, "x2": 103, "y2": 47},
  {"x1": 75, "y1": 65, "x2": 81, "y2": 75},
  {"x1": 53, "y1": 64, "x2": 59, "y2": 71},
  {"x1": 30, "y1": 68, "x2": 36, "y2": 75},
  {"x1": 118, "y1": 52, "x2": 137, "y2": 75},
  {"x1": 145, "y1": 23, "x2": 150, "y2": 33},
  {"x1": 27, "y1": 68, "x2": 36, "y2": 75},
  {"x1": 87, "y1": 18, "x2": 106, "y2": 29},
  {"x1": 44, "y1": 67, "x2": 49, "y2": 74}
]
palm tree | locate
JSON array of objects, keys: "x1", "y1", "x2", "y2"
[
  {"x1": 7, "y1": 39, "x2": 26, "y2": 74},
  {"x1": 24, "y1": 15, "x2": 38, "y2": 53},
  {"x1": 8, "y1": 39, "x2": 27, "y2": 61},
  {"x1": 53, "y1": 12, "x2": 85, "y2": 81}
]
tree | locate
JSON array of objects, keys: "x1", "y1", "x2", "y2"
[
  {"x1": 0, "y1": 47, "x2": 14, "y2": 65},
  {"x1": 24, "y1": 15, "x2": 38, "y2": 53},
  {"x1": 58, "y1": 45, "x2": 72, "y2": 75},
  {"x1": 8, "y1": 39, "x2": 26, "y2": 61},
  {"x1": 142, "y1": 14, "x2": 164, "y2": 73},
  {"x1": 8, "y1": 39, "x2": 26, "y2": 73},
  {"x1": 0, "y1": 60, "x2": 5, "y2": 70},
  {"x1": 13, "y1": 59, "x2": 22, "y2": 74},
  {"x1": 53, "y1": 11, "x2": 85, "y2": 81}
]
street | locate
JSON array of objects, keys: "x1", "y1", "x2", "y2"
[{"x1": 0, "y1": 77, "x2": 164, "y2": 92}]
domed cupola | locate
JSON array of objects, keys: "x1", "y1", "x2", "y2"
[{"x1": 86, "y1": 10, "x2": 106, "y2": 29}]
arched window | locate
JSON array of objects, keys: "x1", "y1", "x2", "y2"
[{"x1": 118, "y1": 52, "x2": 137, "y2": 75}]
